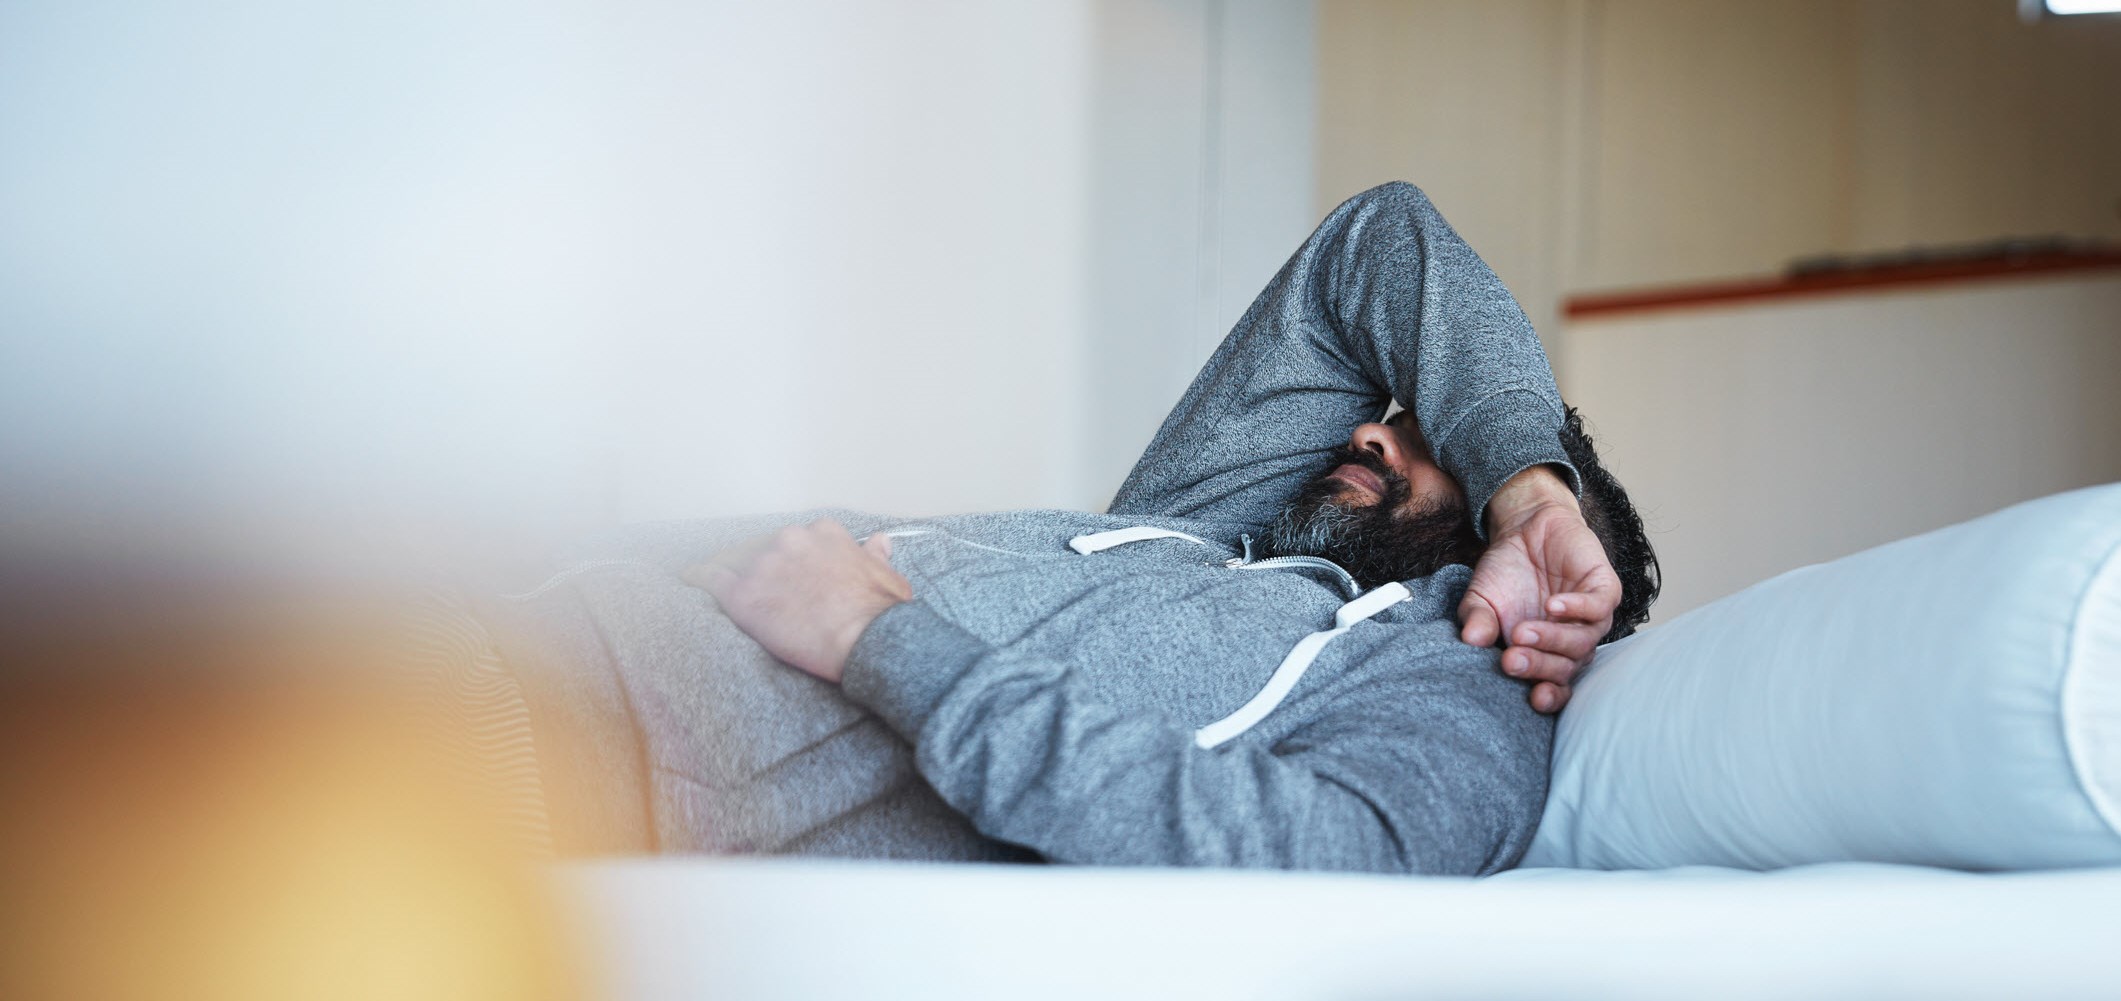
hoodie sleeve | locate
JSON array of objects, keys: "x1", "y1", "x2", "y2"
[
  {"x1": 1107, "y1": 181, "x2": 1577, "y2": 539},
  {"x1": 841, "y1": 600, "x2": 1549, "y2": 875}
]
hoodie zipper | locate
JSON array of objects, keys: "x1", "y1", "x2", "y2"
[{"x1": 1220, "y1": 533, "x2": 1363, "y2": 600}]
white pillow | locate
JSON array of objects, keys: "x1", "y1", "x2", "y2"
[{"x1": 1526, "y1": 484, "x2": 2121, "y2": 871}]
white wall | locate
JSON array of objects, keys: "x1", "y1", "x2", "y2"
[
  {"x1": 1085, "y1": 0, "x2": 1319, "y2": 502},
  {"x1": 1559, "y1": 273, "x2": 2121, "y2": 620},
  {"x1": 586, "y1": 3, "x2": 1097, "y2": 523},
  {"x1": 0, "y1": 0, "x2": 1317, "y2": 572}
]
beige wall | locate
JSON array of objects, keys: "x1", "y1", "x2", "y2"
[
  {"x1": 1319, "y1": 0, "x2": 2121, "y2": 333},
  {"x1": 1318, "y1": 0, "x2": 1576, "y2": 343},
  {"x1": 1578, "y1": 0, "x2": 1857, "y2": 290},
  {"x1": 1849, "y1": 1, "x2": 2121, "y2": 253}
]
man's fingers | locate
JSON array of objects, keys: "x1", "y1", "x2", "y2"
[
  {"x1": 1457, "y1": 594, "x2": 1501, "y2": 648},
  {"x1": 1529, "y1": 681, "x2": 1571, "y2": 715},
  {"x1": 861, "y1": 532, "x2": 894, "y2": 560},
  {"x1": 1544, "y1": 587, "x2": 1620, "y2": 624},
  {"x1": 1500, "y1": 646, "x2": 1578, "y2": 687},
  {"x1": 1511, "y1": 619, "x2": 1602, "y2": 664}
]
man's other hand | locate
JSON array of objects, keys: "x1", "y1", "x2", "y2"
[
  {"x1": 683, "y1": 520, "x2": 912, "y2": 684},
  {"x1": 1458, "y1": 466, "x2": 1621, "y2": 714}
]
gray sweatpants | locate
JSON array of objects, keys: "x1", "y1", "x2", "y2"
[{"x1": 469, "y1": 512, "x2": 1032, "y2": 861}]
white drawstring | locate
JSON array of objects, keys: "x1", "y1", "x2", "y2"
[
  {"x1": 1193, "y1": 581, "x2": 1410, "y2": 749},
  {"x1": 1068, "y1": 529, "x2": 1408, "y2": 749},
  {"x1": 1068, "y1": 526, "x2": 1214, "y2": 554}
]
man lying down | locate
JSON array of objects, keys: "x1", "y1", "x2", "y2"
[{"x1": 458, "y1": 182, "x2": 1659, "y2": 874}]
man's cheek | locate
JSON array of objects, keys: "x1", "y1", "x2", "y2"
[{"x1": 1414, "y1": 469, "x2": 1467, "y2": 507}]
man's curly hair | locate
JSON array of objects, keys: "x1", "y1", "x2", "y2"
[{"x1": 1555, "y1": 406, "x2": 1660, "y2": 643}]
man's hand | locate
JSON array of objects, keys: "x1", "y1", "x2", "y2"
[
  {"x1": 683, "y1": 520, "x2": 912, "y2": 684},
  {"x1": 1458, "y1": 465, "x2": 1621, "y2": 714}
]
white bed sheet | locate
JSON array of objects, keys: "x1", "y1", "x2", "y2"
[{"x1": 567, "y1": 858, "x2": 2121, "y2": 1000}]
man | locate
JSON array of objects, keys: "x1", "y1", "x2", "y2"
[{"x1": 471, "y1": 181, "x2": 1657, "y2": 874}]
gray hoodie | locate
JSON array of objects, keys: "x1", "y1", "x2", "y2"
[{"x1": 478, "y1": 182, "x2": 1577, "y2": 875}]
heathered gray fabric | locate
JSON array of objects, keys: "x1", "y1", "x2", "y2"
[
  {"x1": 494, "y1": 182, "x2": 1576, "y2": 874},
  {"x1": 1109, "y1": 182, "x2": 1580, "y2": 535}
]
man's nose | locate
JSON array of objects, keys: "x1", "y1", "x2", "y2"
[{"x1": 1349, "y1": 422, "x2": 1407, "y2": 471}]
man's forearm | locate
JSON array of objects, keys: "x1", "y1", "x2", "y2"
[
  {"x1": 1106, "y1": 181, "x2": 1576, "y2": 532},
  {"x1": 844, "y1": 600, "x2": 1535, "y2": 874}
]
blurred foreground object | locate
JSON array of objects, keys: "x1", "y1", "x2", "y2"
[{"x1": 0, "y1": 591, "x2": 586, "y2": 1001}]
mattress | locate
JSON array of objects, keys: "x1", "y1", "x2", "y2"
[{"x1": 566, "y1": 858, "x2": 2121, "y2": 1000}]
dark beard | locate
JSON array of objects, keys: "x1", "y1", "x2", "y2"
[{"x1": 1263, "y1": 446, "x2": 1483, "y2": 590}]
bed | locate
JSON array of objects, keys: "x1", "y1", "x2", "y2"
[
  {"x1": 564, "y1": 482, "x2": 2121, "y2": 999},
  {"x1": 568, "y1": 857, "x2": 2121, "y2": 1000}
]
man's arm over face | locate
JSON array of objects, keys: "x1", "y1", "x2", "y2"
[{"x1": 1108, "y1": 181, "x2": 1578, "y2": 536}]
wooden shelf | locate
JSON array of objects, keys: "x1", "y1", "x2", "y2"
[{"x1": 1564, "y1": 248, "x2": 2121, "y2": 320}]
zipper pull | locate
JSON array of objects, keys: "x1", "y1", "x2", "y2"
[{"x1": 1224, "y1": 533, "x2": 1258, "y2": 568}]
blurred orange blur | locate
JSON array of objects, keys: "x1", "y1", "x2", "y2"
[{"x1": 0, "y1": 589, "x2": 587, "y2": 1001}]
